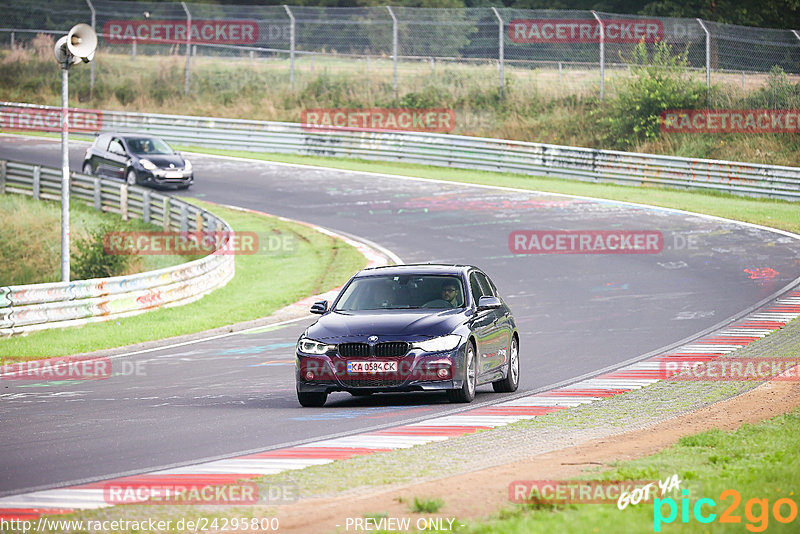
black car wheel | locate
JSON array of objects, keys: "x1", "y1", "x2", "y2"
[
  {"x1": 126, "y1": 169, "x2": 138, "y2": 186},
  {"x1": 447, "y1": 341, "x2": 476, "y2": 403},
  {"x1": 297, "y1": 390, "x2": 328, "y2": 407},
  {"x1": 82, "y1": 162, "x2": 93, "y2": 175},
  {"x1": 492, "y1": 336, "x2": 519, "y2": 393}
]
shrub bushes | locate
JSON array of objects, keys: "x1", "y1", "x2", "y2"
[
  {"x1": 596, "y1": 41, "x2": 707, "y2": 149},
  {"x1": 71, "y1": 220, "x2": 132, "y2": 280}
]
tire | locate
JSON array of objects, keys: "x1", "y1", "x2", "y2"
[
  {"x1": 447, "y1": 341, "x2": 476, "y2": 403},
  {"x1": 492, "y1": 336, "x2": 519, "y2": 393},
  {"x1": 126, "y1": 169, "x2": 138, "y2": 186},
  {"x1": 297, "y1": 390, "x2": 327, "y2": 407},
  {"x1": 82, "y1": 162, "x2": 93, "y2": 175}
]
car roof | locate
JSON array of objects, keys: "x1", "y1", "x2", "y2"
[
  {"x1": 101, "y1": 133, "x2": 162, "y2": 141},
  {"x1": 355, "y1": 264, "x2": 478, "y2": 278}
]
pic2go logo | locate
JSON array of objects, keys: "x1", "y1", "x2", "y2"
[{"x1": 654, "y1": 489, "x2": 798, "y2": 532}]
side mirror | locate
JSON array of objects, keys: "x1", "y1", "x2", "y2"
[
  {"x1": 310, "y1": 300, "x2": 328, "y2": 314},
  {"x1": 477, "y1": 296, "x2": 501, "y2": 311}
]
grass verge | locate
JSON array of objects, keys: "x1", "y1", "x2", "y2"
[
  {"x1": 4, "y1": 43, "x2": 800, "y2": 166},
  {"x1": 182, "y1": 146, "x2": 800, "y2": 236},
  {"x1": 461, "y1": 408, "x2": 800, "y2": 534},
  {"x1": 0, "y1": 199, "x2": 366, "y2": 361},
  {"x1": 0, "y1": 193, "x2": 190, "y2": 286}
]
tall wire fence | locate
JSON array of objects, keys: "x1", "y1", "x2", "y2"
[{"x1": 2, "y1": 1, "x2": 800, "y2": 98}]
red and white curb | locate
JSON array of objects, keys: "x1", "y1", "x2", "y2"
[{"x1": 1, "y1": 291, "x2": 798, "y2": 520}]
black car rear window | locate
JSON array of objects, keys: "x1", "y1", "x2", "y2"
[{"x1": 94, "y1": 133, "x2": 111, "y2": 151}]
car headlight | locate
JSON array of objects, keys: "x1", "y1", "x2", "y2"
[
  {"x1": 140, "y1": 159, "x2": 157, "y2": 171},
  {"x1": 413, "y1": 334, "x2": 462, "y2": 353},
  {"x1": 183, "y1": 159, "x2": 192, "y2": 171},
  {"x1": 297, "y1": 337, "x2": 335, "y2": 355}
]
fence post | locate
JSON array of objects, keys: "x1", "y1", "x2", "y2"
[
  {"x1": 180, "y1": 204, "x2": 188, "y2": 233},
  {"x1": 386, "y1": 6, "x2": 398, "y2": 92},
  {"x1": 10, "y1": 32, "x2": 14, "y2": 49},
  {"x1": 591, "y1": 11, "x2": 605, "y2": 100},
  {"x1": 86, "y1": 0, "x2": 95, "y2": 94},
  {"x1": 162, "y1": 197, "x2": 171, "y2": 230},
  {"x1": 793, "y1": 30, "x2": 800, "y2": 41},
  {"x1": 0, "y1": 160, "x2": 6, "y2": 194},
  {"x1": 284, "y1": 5, "x2": 296, "y2": 90},
  {"x1": 697, "y1": 19, "x2": 711, "y2": 89},
  {"x1": 182, "y1": 1, "x2": 191, "y2": 95},
  {"x1": 93, "y1": 178, "x2": 101, "y2": 211},
  {"x1": 32, "y1": 165, "x2": 40, "y2": 200},
  {"x1": 120, "y1": 184, "x2": 129, "y2": 221},
  {"x1": 142, "y1": 189, "x2": 151, "y2": 223},
  {"x1": 491, "y1": 7, "x2": 504, "y2": 96},
  {"x1": 131, "y1": 37, "x2": 136, "y2": 61}
]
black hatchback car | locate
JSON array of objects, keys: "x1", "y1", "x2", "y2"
[
  {"x1": 295, "y1": 264, "x2": 519, "y2": 407},
  {"x1": 82, "y1": 133, "x2": 193, "y2": 189}
]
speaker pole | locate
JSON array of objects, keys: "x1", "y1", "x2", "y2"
[
  {"x1": 60, "y1": 54, "x2": 71, "y2": 282},
  {"x1": 55, "y1": 23, "x2": 97, "y2": 282}
]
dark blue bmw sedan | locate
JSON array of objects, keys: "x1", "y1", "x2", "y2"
[{"x1": 295, "y1": 264, "x2": 519, "y2": 407}]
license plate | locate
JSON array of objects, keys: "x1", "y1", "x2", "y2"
[
  {"x1": 346, "y1": 360, "x2": 398, "y2": 373},
  {"x1": 165, "y1": 171, "x2": 182, "y2": 179}
]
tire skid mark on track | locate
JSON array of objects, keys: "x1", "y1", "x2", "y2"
[{"x1": 2, "y1": 291, "x2": 798, "y2": 519}]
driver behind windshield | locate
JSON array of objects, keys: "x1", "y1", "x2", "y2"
[
  {"x1": 419, "y1": 280, "x2": 461, "y2": 308},
  {"x1": 440, "y1": 281, "x2": 459, "y2": 307}
]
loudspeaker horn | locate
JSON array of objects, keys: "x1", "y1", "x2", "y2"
[{"x1": 67, "y1": 23, "x2": 97, "y2": 63}]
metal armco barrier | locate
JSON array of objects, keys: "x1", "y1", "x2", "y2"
[
  {"x1": 2, "y1": 102, "x2": 798, "y2": 201},
  {"x1": 0, "y1": 160, "x2": 235, "y2": 336}
]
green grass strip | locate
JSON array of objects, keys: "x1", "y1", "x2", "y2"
[
  {"x1": 462, "y1": 408, "x2": 800, "y2": 533},
  {"x1": 0, "y1": 199, "x2": 366, "y2": 360}
]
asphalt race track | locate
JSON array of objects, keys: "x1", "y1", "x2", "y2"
[{"x1": 2, "y1": 135, "x2": 799, "y2": 496}]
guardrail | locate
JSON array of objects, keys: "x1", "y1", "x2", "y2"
[
  {"x1": 0, "y1": 160, "x2": 235, "y2": 336},
  {"x1": 3, "y1": 102, "x2": 798, "y2": 201}
]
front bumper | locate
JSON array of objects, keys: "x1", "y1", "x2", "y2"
[
  {"x1": 141, "y1": 168, "x2": 194, "y2": 188},
  {"x1": 295, "y1": 345, "x2": 466, "y2": 394}
]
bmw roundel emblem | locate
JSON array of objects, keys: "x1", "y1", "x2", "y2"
[{"x1": 368, "y1": 335, "x2": 378, "y2": 343}]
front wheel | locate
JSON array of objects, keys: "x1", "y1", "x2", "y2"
[
  {"x1": 492, "y1": 336, "x2": 519, "y2": 393},
  {"x1": 447, "y1": 341, "x2": 476, "y2": 403},
  {"x1": 82, "y1": 162, "x2": 93, "y2": 175},
  {"x1": 297, "y1": 390, "x2": 327, "y2": 407},
  {"x1": 126, "y1": 169, "x2": 138, "y2": 186}
]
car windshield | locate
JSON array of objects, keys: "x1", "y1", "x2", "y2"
[
  {"x1": 127, "y1": 137, "x2": 174, "y2": 155},
  {"x1": 335, "y1": 275, "x2": 465, "y2": 311}
]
